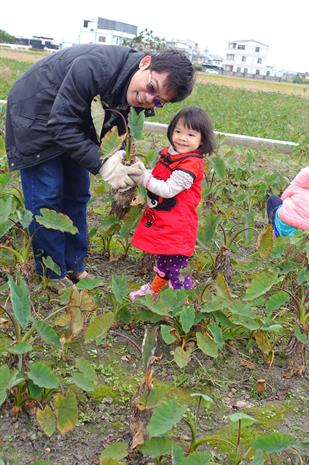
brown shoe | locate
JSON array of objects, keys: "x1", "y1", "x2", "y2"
[
  {"x1": 67, "y1": 271, "x2": 95, "y2": 283},
  {"x1": 47, "y1": 276, "x2": 73, "y2": 292}
]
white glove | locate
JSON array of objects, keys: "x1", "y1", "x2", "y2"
[
  {"x1": 99, "y1": 150, "x2": 144, "y2": 190},
  {"x1": 129, "y1": 161, "x2": 151, "y2": 186}
]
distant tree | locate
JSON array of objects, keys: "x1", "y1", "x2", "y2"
[
  {"x1": 0, "y1": 29, "x2": 18, "y2": 44},
  {"x1": 122, "y1": 28, "x2": 166, "y2": 52}
]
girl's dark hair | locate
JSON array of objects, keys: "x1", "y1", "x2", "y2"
[
  {"x1": 167, "y1": 105, "x2": 216, "y2": 154},
  {"x1": 150, "y1": 49, "x2": 195, "y2": 102}
]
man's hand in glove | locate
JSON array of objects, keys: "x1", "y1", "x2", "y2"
[{"x1": 99, "y1": 150, "x2": 144, "y2": 190}]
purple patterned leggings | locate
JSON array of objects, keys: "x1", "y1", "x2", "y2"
[{"x1": 155, "y1": 254, "x2": 193, "y2": 290}]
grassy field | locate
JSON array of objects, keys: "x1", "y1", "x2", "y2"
[{"x1": 1, "y1": 48, "x2": 309, "y2": 147}]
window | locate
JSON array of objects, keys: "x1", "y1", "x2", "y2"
[
  {"x1": 227, "y1": 54, "x2": 235, "y2": 60},
  {"x1": 256, "y1": 69, "x2": 260, "y2": 75},
  {"x1": 242, "y1": 56, "x2": 246, "y2": 62},
  {"x1": 98, "y1": 36, "x2": 106, "y2": 43},
  {"x1": 244, "y1": 68, "x2": 248, "y2": 74},
  {"x1": 257, "y1": 58, "x2": 262, "y2": 64},
  {"x1": 237, "y1": 67, "x2": 241, "y2": 72},
  {"x1": 255, "y1": 47, "x2": 260, "y2": 52},
  {"x1": 266, "y1": 71, "x2": 270, "y2": 76},
  {"x1": 237, "y1": 44, "x2": 245, "y2": 50},
  {"x1": 225, "y1": 65, "x2": 233, "y2": 72},
  {"x1": 229, "y1": 42, "x2": 236, "y2": 49}
]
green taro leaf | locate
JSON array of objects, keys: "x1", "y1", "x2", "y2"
[
  {"x1": 294, "y1": 325, "x2": 309, "y2": 344},
  {"x1": 71, "y1": 372, "x2": 95, "y2": 392},
  {"x1": 252, "y1": 432, "x2": 296, "y2": 453},
  {"x1": 196, "y1": 332, "x2": 218, "y2": 358},
  {"x1": 128, "y1": 107, "x2": 145, "y2": 140},
  {"x1": 139, "y1": 437, "x2": 174, "y2": 458},
  {"x1": 84, "y1": 312, "x2": 115, "y2": 342},
  {"x1": 197, "y1": 211, "x2": 219, "y2": 247},
  {"x1": 76, "y1": 276, "x2": 104, "y2": 290},
  {"x1": 174, "y1": 346, "x2": 192, "y2": 368},
  {"x1": 42, "y1": 256, "x2": 61, "y2": 277},
  {"x1": 228, "y1": 412, "x2": 257, "y2": 427},
  {"x1": 31, "y1": 461, "x2": 51, "y2": 465},
  {"x1": 17, "y1": 209, "x2": 33, "y2": 229},
  {"x1": 76, "y1": 357, "x2": 97, "y2": 381},
  {"x1": 8, "y1": 275, "x2": 31, "y2": 330},
  {"x1": 27, "y1": 362, "x2": 59, "y2": 389},
  {"x1": 35, "y1": 208, "x2": 78, "y2": 234},
  {"x1": 191, "y1": 392, "x2": 213, "y2": 405},
  {"x1": 33, "y1": 320, "x2": 61, "y2": 348},
  {"x1": 265, "y1": 291, "x2": 289, "y2": 313},
  {"x1": 147, "y1": 399, "x2": 187, "y2": 437},
  {"x1": 244, "y1": 271, "x2": 283, "y2": 301},
  {"x1": 8, "y1": 341, "x2": 33, "y2": 354},
  {"x1": 178, "y1": 451, "x2": 212, "y2": 465},
  {"x1": 179, "y1": 306, "x2": 195, "y2": 334},
  {"x1": 160, "y1": 325, "x2": 176, "y2": 344},
  {"x1": 100, "y1": 441, "x2": 128, "y2": 460},
  {"x1": 111, "y1": 274, "x2": 128, "y2": 303},
  {"x1": 142, "y1": 326, "x2": 158, "y2": 369},
  {"x1": 211, "y1": 155, "x2": 225, "y2": 179},
  {"x1": 0, "y1": 390, "x2": 7, "y2": 406}
]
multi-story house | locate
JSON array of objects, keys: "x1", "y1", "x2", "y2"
[
  {"x1": 78, "y1": 17, "x2": 137, "y2": 46},
  {"x1": 223, "y1": 39, "x2": 269, "y2": 76}
]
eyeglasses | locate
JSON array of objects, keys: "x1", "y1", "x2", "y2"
[{"x1": 146, "y1": 70, "x2": 166, "y2": 108}]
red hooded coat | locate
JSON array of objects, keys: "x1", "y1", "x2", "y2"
[{"x1": 131, "y1": 147, "x2": 204, "y2": 256}]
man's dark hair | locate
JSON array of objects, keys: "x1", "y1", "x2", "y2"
[
  {"x1": 167, "y1": 105, "x2": 216, "y2": 154},
  {"x1": 150, "y1": 49, "x2": 195, "y2": 102}
]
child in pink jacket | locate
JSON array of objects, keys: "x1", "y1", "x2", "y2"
[{"x1": 266, "y1": 166, "x2": 309, "y2": 237}]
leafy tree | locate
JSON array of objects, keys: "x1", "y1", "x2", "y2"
[
  {"x1": 122, "y1": 28, "x2": 166, "y2": 52},
  {"x1": 0, "y1": 29, "x2": 18, "y2": 44}
]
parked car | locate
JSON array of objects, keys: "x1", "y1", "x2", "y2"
[{"x1": 205, "y1": 68, "x2": 219, "y2": 74}]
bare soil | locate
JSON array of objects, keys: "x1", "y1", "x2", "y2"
[{"x1": 0, "y1": 253, "x2": 308, "y2": 465}]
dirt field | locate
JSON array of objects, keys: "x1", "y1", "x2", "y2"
[
  {"x1": 1, "y1": 47, "x2": 308, "y2": 98},
  {"x1": 0, "y1": 47, "x2": 48, "y2": 63},
  {"x1": 197, "y1": 72, "x2": 309, "y2": 98}
]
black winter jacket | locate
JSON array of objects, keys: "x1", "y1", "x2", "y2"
[{"x1": 5, "y1": 45, "x2": 148, "y2": 173}]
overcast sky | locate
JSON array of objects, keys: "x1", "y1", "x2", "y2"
[{"x1": 1, "y1": 0, "x2": 309, "y2": 72}]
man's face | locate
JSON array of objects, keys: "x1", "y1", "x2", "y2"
[{"x1": 126, "y1": 56, "x2": 175, "y2": 108}]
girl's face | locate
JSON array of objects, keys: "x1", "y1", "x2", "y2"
[{"x1": 171, "y1": 119, "x2": 202, "y2": 154}]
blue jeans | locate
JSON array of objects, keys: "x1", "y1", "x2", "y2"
[
  {"x1": 20, "y1": 154, "x2": 90, "y2": 278},
  {"x1": 266, "y1": 195, "x2": 283, "y2": 237}
]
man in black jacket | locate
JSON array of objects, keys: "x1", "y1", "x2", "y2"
[{"x1": 5, "y1": 44, "x2": 195, "y2": 284}]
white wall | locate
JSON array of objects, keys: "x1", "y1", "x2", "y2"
[{"x1": 223, "y1": 40, "x2": 269, "y2": 76}]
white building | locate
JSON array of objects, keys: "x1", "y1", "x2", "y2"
[
  {"x1": 78, "y1": 17, "x2": 137, "y2": 46},
  {"x1": 223, "y1": 39, "x2": 269, "y2": 76},
  {"x1": 166, "y1": 39, "x2": 202, "y2": 63}
]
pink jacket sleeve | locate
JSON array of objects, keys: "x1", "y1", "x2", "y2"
[{"x1": 281, "y1": 166, "x2": 309, "y2": 200}]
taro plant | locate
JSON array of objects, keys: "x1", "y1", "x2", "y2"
[{"x1": 91, "y1": 95, "x2": 146, "y2": 219}]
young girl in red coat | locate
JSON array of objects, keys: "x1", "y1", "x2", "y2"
[{"x1": 130, "y1": 105, "x2": 216, "y2": 300}]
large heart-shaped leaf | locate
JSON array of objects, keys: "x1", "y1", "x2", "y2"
[
  {"x1": 252, "y1": 432, "x2": 296, "y2": 453},
  {"x1": 27, "y1": 363, "x2": 59, "y2": 389},
  {"x1": 35, "y1": 208, "x2": 78, "y2": 234},
  {"x1": 8, "y1": 275, "x2": 31, "y2": 330},
  {"x1": 84, "y1": 312, "x2": 115, "y2": 342},
  {"x1": 36, "y1": 405, "x2": 56, "y2": 437},
  {"x1": 33, "y1": 320, "x2": 61, "y2": 348},
  {"x1": 147, "y1": 399, "x2": 187, "y2": 437},
  {"x1": 244, "y1": 271, "x2": 283, "y2": 301},
  {"x1": 53, "y1": 390, "x2": 78, "y2": 435}
]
